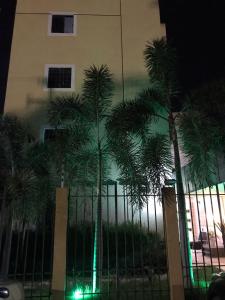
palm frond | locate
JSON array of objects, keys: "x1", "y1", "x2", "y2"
[
  {"x1": 138, "y1": 85, "x2": 169, "y2": 115},
  {"x1": 142, "y1": 134, "x2": 172, "y2": 192},
  {"x1": 179, "y1": 111, "x2": 220, "y2": 186},
  {"x1": 144, "y1": 38, "x2": 179, "y2": 103},
  {"x1": 48, "y1": 94, "x2": 83, "y2": 126},
  {"x1": 0, "y1": 114, "x2": 29, "y2": 170},
  {"x1": 107, "y1": 98, "x2": 157, "y2": 138},
  {"x1": 25, "y1": 142, "x2": 53, "y2": 176},
  {"x1": 187, "y1": 79, "x2": 225, "y2": 146},
  {"x1": 66, "y1": 144, "x2": 110, "y2": 187},
  {"x1": 82, "y1": 65, "x2": 114, "y2": 122},
  {"x1": 108, "y1": 132, "x2": 149, "y2": 207},
  {"x1": 144, "y1": 38, "x2": 177, "y2": 83},
  {"x1": 7, "y1": 169, "x2": 38, "y2": 220}
]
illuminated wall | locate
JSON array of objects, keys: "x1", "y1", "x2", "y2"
[{"x1": 4, "y1": 0, "x2": 165, "y2": 135}]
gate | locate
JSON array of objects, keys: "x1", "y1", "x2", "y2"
[{"x1": 66, "y1": 181, "x2": 170, "y2": 299}]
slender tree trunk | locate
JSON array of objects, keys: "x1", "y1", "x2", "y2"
[
  {"x1": 169, "y1": 113, "x2": 192, "y2": 287},
  {"x1": 93, "y1": 141, "x2": 103, "y2": 293}
]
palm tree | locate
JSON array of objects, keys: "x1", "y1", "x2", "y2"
[
  {"x1": 179, "y1": 80, "x2": 225, "y2": 249},
  {"x1": 179, "y1": 80, "x2": 225, "y2": 186},
  {"x1": 0, "y1": 114, "x2": 30, "y2": 278},
  {"x1": 48, "y1": 65, "x2": 114, "y2": 293},
  {"x1": 0, "y1": 114, "x2": 55, "y2": 278},
  {"x1": 107, "y1": 38, "x2": 192, "y2": 285}
]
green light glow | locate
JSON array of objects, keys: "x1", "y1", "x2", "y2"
[
  {"x1": 73, "y1": 289, "x2": 83, "y2": 299},
  {"x1": 187, "y1": 239, "x2": 194, "y2": 284},
  {"x1": 92, "y1": 226, "x2": 97, "y2": 293},
  {"x1": 72, "y1": 286, "x2": 96, "y2": 300},
  {"x1": 198, "y1": 280, "x2": 209, "y2": 288},
  {"x1": 193, "y1": 279, "x2": 210, "y2": 289}
]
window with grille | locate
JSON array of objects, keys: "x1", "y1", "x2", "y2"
[
  {"x1": 48, "y1": 68, "x2": 71, "y2": 88},
  {"x1": 45, "y1": 65, "x2": 75, "y2": 91}
]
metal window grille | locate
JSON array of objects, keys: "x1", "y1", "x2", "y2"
[{"x1": 47, "y1": 68, "x2": 72, "y2": 89}]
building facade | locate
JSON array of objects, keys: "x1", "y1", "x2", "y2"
[{"x1": 4, "y1": 0, "x2": 165, "y2": 135}]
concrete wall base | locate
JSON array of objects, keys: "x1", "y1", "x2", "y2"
[{"x1": 52, "y1": 289, "x2": 65, "y2": 300}]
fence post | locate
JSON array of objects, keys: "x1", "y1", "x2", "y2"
[
  {"x1": 162, "y1": 187, "x2": 185, "y2": 300},
  {"x1": 52, "y1": 187, "x2": 68, "y2": 300}
]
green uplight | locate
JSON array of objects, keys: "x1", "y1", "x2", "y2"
[
  {"x1": 192, "y1": 279, "x2": 210, "y2": 289},
  {"x1": 187, "y1": 239, "x2": 194, "y2": 285},
  {"x1": 71, "y1": 286, "x2": 97, "y2": 300},
  {"x1": 198, "y1": 280, "x2": 210, "y2": 288},
  {"x1": 92, "y1": 226, "x2": 97, "y2": 293},
  {"x1": 73, "y1": 289, "x2": 83, "y2": 299}
]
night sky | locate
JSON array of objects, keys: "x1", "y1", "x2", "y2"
[
  {"x1": 1, "y1": 1, "x2": 225, "y2": 111},
  {"x1": 162, "y1": 0, "x2": 225, "y2": 91},
  {"x1": 0, "y1": 0, "x2": 17, "y2": 112}
]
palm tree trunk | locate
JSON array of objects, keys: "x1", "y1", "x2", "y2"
[
  {"x1": 169, "y1": 113, "x2": 192, "y2": 287},
  {"x1": 92, "y1": 141, "x2": 103, "y2": 293}
]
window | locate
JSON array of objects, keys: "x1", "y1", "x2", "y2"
[
  {"x1": 41, "y1": 127, "x2": 68, "y2": 143},
  {"x1": 48, "y1": 67, "x2": 71, "y2": 88},
  {"x1": 48, "y1": 12, "x2": 77, "y2": 36},
  {"x1": 52, "y1": 15, "x2": 73, "y2": 33},
  {"x1": 45, "y1": 64, "x2": 75, "y2": 91}
]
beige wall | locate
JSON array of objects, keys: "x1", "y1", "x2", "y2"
[{"x1": 4, "y1": 0, "x2": 165, "y2": 134}]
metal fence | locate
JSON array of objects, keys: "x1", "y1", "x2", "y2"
[
  {"x1": 66, "y1": 181, "x2": 170, "y2": 300},
  {"x1": 181, "y1": 182, "x2": 225, "y2": 298},
  {"x1": 0, "y1": 203, "x2": 55, "y2": 299},
  {"x1": 3, "y1": 180, "x2": 225, "y2": 299}
]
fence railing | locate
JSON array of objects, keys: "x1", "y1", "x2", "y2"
[
  {"x1": 0, "y1": 202, "x2": 55, "y2": 299},
  {"x1": 4, "y1": 180, "x2": 225, "y2": 299},
  {"x1": 180, "y1": 182, "x2": 225, "y2": 298},
  {"x1": 66, "y1": 182, "x2": 170, "y2": 300}
]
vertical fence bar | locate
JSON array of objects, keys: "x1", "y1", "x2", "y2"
[
  {"x1": 14, "y1": 226, "x2": 21, "y2": 279},
  {"x1": 30, "y1": 228, "x2": 38, "y2": 298},
  {"x1": 106, "y1": 184, "x2": 110, "y2": 297},
  {"x1": 40, "y1": 216, "x2": 46, "y2": 299},
  {"x1": 209, "y1": 187, "x2": 221, "y2": 269},
  {"x1": 82, "y1": 200, "x2": 86, "y2": 293},
  {"x1": 187, "y1": 192, "x2": 200, "y2": 288},
  {"x1": 202, "y1": 188, "x2": 214, "y2": 276},
  {"x1": 162, "y1": 187, "x2": 185, "y2": 300},
  {"x1": 52, "y1": 187, "x2": 68, "y2": 300},
  {"x1": 91, "y1": 187, "x2": 94, "y2": 300},
  {"x1": 154, "y1": 193, "x2": 162, "y2": 298},
  {"x1": 131, "y1": 200, "x2": 136, "y2": 299},
  {"x1": 123, "y1": 186, "x2": 128, "y2": 300},
  {"x1": 194, "y1": 185, "x2": 208, "y2": 285},
  {"x1": 22, "y1": 227, "x2": 29, "y2": 286},
  {"x1": 138, "y1": 206, "x2": 144, "y2": 299},
  {"x1": 115, "y1": 182, "x2": 119, "y2": 292},
  {"x1": 216, "y1": 184, "x2": 225, "y2": 252}
]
